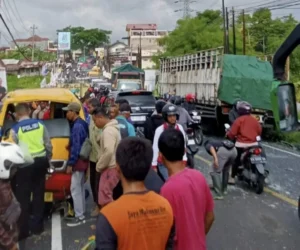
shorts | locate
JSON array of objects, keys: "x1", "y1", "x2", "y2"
[{"x1": 98, "y1": 168, "x2": 120, "y2": 207}]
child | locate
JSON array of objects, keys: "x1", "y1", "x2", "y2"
[{"x1": 0, "y1": 142, "x2": 26, "y2": 250}]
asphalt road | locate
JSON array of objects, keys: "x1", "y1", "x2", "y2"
[{"x1": 20, "y1": 139, "x2": 300, "y2": 250}]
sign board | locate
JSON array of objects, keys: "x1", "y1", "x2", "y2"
[
  {"x1": 0, "y1": 67, "x2": 7, "y2": 100},
  {"x1": 58, "y1": 32, "x2": 71, "y2": 50}
]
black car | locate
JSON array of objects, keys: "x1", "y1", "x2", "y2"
[{"x1": 109, "y1": 90, "x2": 156, "y2": 127}]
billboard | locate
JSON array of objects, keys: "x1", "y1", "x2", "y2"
[{"x1": 58, "y1": 32, "x2": 71, "y2": 50}]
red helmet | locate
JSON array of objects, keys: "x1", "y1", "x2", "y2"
[{"x1": 186, "y1": 93, "x2": 195, "y2": 102}]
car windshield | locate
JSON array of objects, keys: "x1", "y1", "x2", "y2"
[
  {"x1": 117, "y1": 82, "x2": 141, "y2": 91},
  {"x1": 118, "y1": 94, "x2": 155, "y2": 107}
]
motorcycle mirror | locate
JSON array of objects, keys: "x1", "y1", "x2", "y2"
[{"x1": 256, "y1": 136, "x2": 261, "y2": 142}]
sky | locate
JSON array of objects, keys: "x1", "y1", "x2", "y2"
[{"x1": 0, "y1": 0, "x2": 299, "y2": 46}]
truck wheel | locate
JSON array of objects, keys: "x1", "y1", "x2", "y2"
[{"x1": 194, "y1": 129, "x2": 203, "y2": 146}]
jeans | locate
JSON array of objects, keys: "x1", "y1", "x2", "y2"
[
  {"x1": 158, "y1": 164, "x2": 168, "y2": 181},
  {"x1": 71, "y1": 171, "x2": 85, "y2": 219}
]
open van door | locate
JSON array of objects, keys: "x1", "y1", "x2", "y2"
[{"x1": 43, "y1": 119, "x2": 71, "y2": 202}]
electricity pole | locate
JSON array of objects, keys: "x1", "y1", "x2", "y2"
[
  {"x1": 222, "y1": 0, "x2": 226, "y2": 52},
  {"x1": 232, "y1": 7, "x2": 236, "y2": 54},
  {"x1": 174, "y1": 0, "x2": 194, "y2": 19},
  {"x1": 225, "y1": 7, "x2": 229, "y2": 53},
  {"x1": 30, "y1": 25, "x2": 37, "y2": 61},
  {"x1": 139, "y1": 32, "x2": 142, "y2": 68},
  {"x1": 242, "y1": 10, "x2": 246, "y2": 55}
]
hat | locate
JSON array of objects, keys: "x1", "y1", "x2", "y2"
[
  {"x1": 62, "y1": 102, "x2": 81, "y2": 112},
  {"x1": 119, "y1": 103, "x2": 132, "y2": 113}
]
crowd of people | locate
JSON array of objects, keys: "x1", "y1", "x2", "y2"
[{"x1": 0, "y1": 92, "x2": 262, "y2": 250}]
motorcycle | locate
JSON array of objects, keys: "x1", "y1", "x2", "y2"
[
  {"x1": 186, "y1": 127, "x2": 199, "y2": 169},
  {"x1": 225, "y1": 123, "x2": 269, "y2": 194},
  {"x1": 188, "y1": 110, "x2": 203, "y2": 146}
]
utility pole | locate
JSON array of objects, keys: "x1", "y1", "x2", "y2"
[
  {"x1": 232, "y1": 7, "x2": 236, "y2": 54},
  {"x1": 225, "y1": 7, "x2": 229, "y2": 53},
  {"x1": 139, "y1": 32, "x2": 142, "y2": 68},
  {"x1": 242, "y1": 10, "x2": 246, "y2": 55},
  {"x1": 30, "y1": 24, "x2": 37, "y2": 61},
  {"x1": 174, "y1": 0, "x2": 194, "y2": 19},
  {"x1": 222, "y1": 0, "x2": 226, "y2": 52}
]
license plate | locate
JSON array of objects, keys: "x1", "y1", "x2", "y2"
[
  {"x1": 188, "y1": 139, "x2": 195, "y2": 145},
  {"x1": 131, "y1": 116, "x2": 146, "y2": 121},
  {"x1": 250, "y1": 156, "x2": 266, "y2": 164},
  {"x1": 44, "y1": 192, "x2": 53, "y2": 202}
]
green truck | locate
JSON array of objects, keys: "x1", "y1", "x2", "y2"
[{"x1": 159, "y1": 24, "x2": 300, "y2": 132}]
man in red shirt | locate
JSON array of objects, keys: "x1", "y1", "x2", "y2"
[
  {"x1": 159, "y1": 129, "x2": 215, "y2": 250},
  {"x1": 227, "y1": 101, "x2": 262, "y2": 178}
]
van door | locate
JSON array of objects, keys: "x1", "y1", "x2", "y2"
[{"x1": 43, "y1": 118, "x2": 70, "y2": 172}]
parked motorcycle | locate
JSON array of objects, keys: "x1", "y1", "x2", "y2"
[
  {"x1": 188, "y1": 110, "x2": 203, "y2": 146},
  {"x1": 225, "y1": 123, "x2": 269, "y2": 194},
  {"x1": 186, "y1": 127, "x2": 199, "y2": 169}
]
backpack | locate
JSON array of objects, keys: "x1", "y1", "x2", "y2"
[{"x1": 116, "y1": 117, "x2": 129, "y2": 139}]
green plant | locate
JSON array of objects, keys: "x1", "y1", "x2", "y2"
[{"x1": 7, "y1": 75, "x2": 51, "y2": 91}]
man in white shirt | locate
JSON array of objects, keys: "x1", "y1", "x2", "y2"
[{"x1": 151, "y1": 103, "x2": 187, "y2": 181}]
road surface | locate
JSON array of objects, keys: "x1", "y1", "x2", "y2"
[{"x1": 20, "y1": 140, "x2": 300, "y2": 250}]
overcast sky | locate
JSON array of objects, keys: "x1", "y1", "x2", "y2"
[{"x1": 0, "y1": 0, "x2": 299, "y2": 46}]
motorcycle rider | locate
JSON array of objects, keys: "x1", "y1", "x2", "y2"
[
  {"x1": 152, "y1": 103, "x2": 187, "y2": 181},
  {"x1": 204, "y1": 139, "x2": 237, "y2": 200},
  {"x1": 144, "y1": 100, "x2": 166, "y2": 143},
  {"x1": 226, "y1": 101, "x2": 262, "y2": 179},
  {"x1": 182, "y1": 93, "x2": 196, "y2": 112},
  {"x1": 0, "y1": 142, "x2": 26, "y2": 250},
  {"x1": 228, "y1": 100, "x2": 241, "y2": 125},
  {"x1": 170, "y1": 96, "x2": 193, "y2": 131}
]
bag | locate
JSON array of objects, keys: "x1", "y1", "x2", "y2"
[
  {"x1": 80, "y1": 138, "x2": 92, "y2": 160},
  {"x1": 222, "y1": 140, "x2": 235, "y2": 150},
  {"x1": 73, "y1": 159, "x2": 89, "y2": 172}
]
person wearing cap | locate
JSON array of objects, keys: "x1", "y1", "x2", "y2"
[
  {"x1": 62, "y1": 102, "x2": 89, "y2": 227},
  {"x1": 118, "y1": 103, "x2": 136, "y2": 137}
]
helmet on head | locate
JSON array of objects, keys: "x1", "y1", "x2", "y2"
[
  {"x1": 174, "y1": 96, "x2": 182, "y2": 106},
  {"x1": 162, "y1": 103, "x2": 179, "y2": 122},
  {"x1": 186, "y1": 93, "x2": 195, "y2": 102},
  {"x1": 0, "y1": 142, "x2": 26, "y2": 179},
  {"x1": 155, "y1": 100, "x2": 167, "y2": 114},
  {"x1": 237, "y1": 101, "x2": 252, "y2": 115},
  {"x1": 169, "y1": 96, "x2": 176, "y2": 104}
]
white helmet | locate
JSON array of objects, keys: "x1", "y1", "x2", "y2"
[{"x1": 0, "y1": 142, "x2": 26, "y2": 179}]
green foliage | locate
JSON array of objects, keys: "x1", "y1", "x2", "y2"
[
  {"x1": 0, "y1": 47, "x2": 56, "y2": 61},
  {"x1": 155, "y1": 8, "x2": 300, "y2": 82},
  {"x1": 7, "y1": 75, "x2": 50, "y2": 91},
  {"x1": 57, "y1": 26, "x2": 111, "y2": 51}
]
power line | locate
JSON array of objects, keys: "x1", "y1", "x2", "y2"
[
  {"x1": 0, "y1": 14, "x2": 31, "y2": 60},
  {"x1": 10, "y1": 0, "x2": 30, "y2": 33},
  {"x1": 2, "y1": 0, "x2": 22, "y2": 38}
]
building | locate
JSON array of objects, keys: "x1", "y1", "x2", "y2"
[
  {"x1": 107, "y1": 41, "x2": 137, "y2": 70},
  {"x1": 0, "y1": 59, "x2": 42, "y2": 77},
  {"x1": 11, "y1": 35, "x2": 50, "y2": 51},
  {"x1": 126, "y1": 24, "x2": 168, "y2": 69}
]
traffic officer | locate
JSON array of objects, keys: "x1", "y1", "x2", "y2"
[{"x1": 9, "y1": 103, "x2": 53, "y2": 240}]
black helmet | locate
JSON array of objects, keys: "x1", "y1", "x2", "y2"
[
  {"x1": 162, "y1": 103, "x2": 179, "y2": 121},
  {"x1": 237, "y1": 101, "x2": 252, "y2": 115},
  {"x1": 174, "y1": 96, "x2": 182, "y2": 105},
  {"x1": 169, "y1": 96, "x2": 176, "y2": 104},
  {"x1": 155, "y1": 100, "x2": 166, "y2": 114}
]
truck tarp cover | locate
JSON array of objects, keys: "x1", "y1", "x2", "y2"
[
  {"x1": 112, "y1": 64, "x2": 144, "y2": 74},
  {"x1": 218, "y1": 55, "x2": 273, "y2": 110}
]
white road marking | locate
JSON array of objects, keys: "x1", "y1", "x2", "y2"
[
  {"x1": 51, "y1": 212, "x2": 63, "y2": 250},
  {"x1": 262, "y1": 143, "x2": 300, "y2": 158}
]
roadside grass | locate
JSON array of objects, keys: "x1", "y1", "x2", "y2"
[{"x1": 7, "y1": 75, "x2": 50, "y2": 91}]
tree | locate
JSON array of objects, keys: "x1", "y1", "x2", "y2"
[
  {"x1": 0, "y1": 47, "x2": 56, "y2": 61},
  {"x1": 153, "y1": 8, "x2": 300, "y2": 81},
  {"x1": 57, "y1": 26, "x2": 111, "y2": 51}
]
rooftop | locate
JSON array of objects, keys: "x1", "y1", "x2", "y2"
[
  {"x1": 4, "y1": 88, "x2": 80, "y2": 103},
  {"x1": 126, "y1": 24, "x2": 157, "y2": 31},
  {"x1": 15, "y1": 35, "x2": 49, "y2": 43}
]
